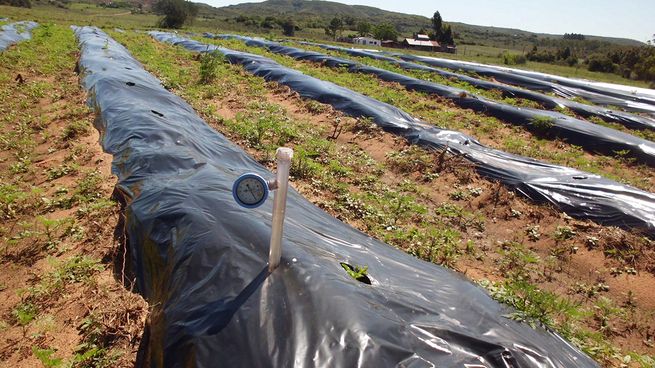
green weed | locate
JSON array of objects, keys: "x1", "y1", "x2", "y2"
[
  {"x1": 46, "y1": 164, "x2": 79, "y2": 181},
  {"x1": 13, "y1": 302, "x2": 38, "y2": 326},
  {"x1": 199, "y1": 51, "x2": 224, "y2": 84},
  {"x1": 340, "y1": 262, "x2": 369, "y2": 283},
  {"x1": 33, "y1": 347, "x2": 64, "y2": 368},
  {"x1": 61, "y1": 120, "x2": 89, "y2": 141}
]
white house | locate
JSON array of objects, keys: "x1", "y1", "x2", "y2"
[{"x1": 353, "y1": 37, "x2": 381, "y2": 47}]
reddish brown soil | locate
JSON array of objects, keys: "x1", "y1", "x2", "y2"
[{"x1": 0, "y1": 63, "x2": 147, "y2": 367}]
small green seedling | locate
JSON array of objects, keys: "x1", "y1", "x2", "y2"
[{"x1": 340, "y1": 262, "x2": 371, "y2": 284}]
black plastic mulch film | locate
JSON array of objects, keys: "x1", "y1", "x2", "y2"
[
  {"x1": 208, "y1": 34, "x2": 655, "y2": 167},
  {"x1": 151, "y1": 31, "x2": 655, "y2": 236},
  {"x1": 74, "y1": 26, "x2": 601, "y2": 367},
  {"x1": 301, "y1": 41, "x2": 655, "y2": 117},
  {"x1": 0, "y1": 21, "x2": 38, "y2": 51},
  {"x1": 395, "y1": 52, "x2": 655, "y2": 113},
  {"x1": 295, "y1": 40, "x2": 655, "y2": 131}
]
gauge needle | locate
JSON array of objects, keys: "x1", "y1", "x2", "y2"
[{"x1": 246, "y1": 183, "x2": 256, "y2": 200}]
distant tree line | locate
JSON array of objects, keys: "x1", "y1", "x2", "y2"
[
  {"x1": 331, "y1": 10, "x2": 456, "y2": 46},
  {"x1": 524, "y1": 42, "x2": 655, "y2": 84},
  {"x1": 233, "y1": 15, "x2": 298, "y2": 36},
  {"x1": 588, "y1": 46, "x2": 655, "y2": 84},
  {"x1": 0, "y1": 0, "x2": 31, "y2": 8},
  {"x1": 563, "y1": 33, "x2": 585, "y2": 40},
  {"x1": 226, "y1": 10, "x2": 460, "y2": 47},
  {"x1": 323, "y1": 17, "x2": 399, "y2": 41},
  {"x1": 526, "y1": 45, "x2": 577, "y2": 66}
]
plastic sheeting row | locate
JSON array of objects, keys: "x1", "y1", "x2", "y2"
[
  {"x1": 149, "y1": 31, "x2": 655, "y2": 236},
  {"x1": 297, "y1": 40, "x2": 655, "y2": 131},
  {"x1": 409, "y1": 55, "x2": 655, "y2": 109},
  {"x1": 210, "y1": 33, "x2": 655, "y2": 167},
  {"x1": 383, "y1": 48, "x2": 655, "y2": 115},
  {"x1": 0, "y1": 21, "x2": 38, "y2": 51},
  {"x1": 75, "y1": 26, "x2": 600, "y2": 368}
]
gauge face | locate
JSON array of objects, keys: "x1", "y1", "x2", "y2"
[{"x1": 232, "y1": 173, "x2": 269, "y2": 208}]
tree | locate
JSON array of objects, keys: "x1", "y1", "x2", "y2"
[
  {"x1": 563, "y1": 33, "x2": 585, "y2": 40},
  {"x1": 372, "y1": 23, "x2": 398, "y2": 41},
  {"x1": 260, "y1": 16, "x2": 277, "y2": 29},
  {"x1": 558, "y1": 46, "x2": 571, "y2": 60},
  {"x1": 0, "y1": 0, "x2": 31, "y2": 8},
  {"x1": 324, "y1": 17, "x2": 343, "y2": 40},
  {"x1": 153, "y1": 0, "x2": 197, "y2": 29},
  {"x1": 430, "y1": 10, "x2": 456, "y2": 46},
  {"x1": 587, "y1": 55, "x2": 616, "y2": 73},
  {"x1": 356, "y1": 21, "x2": 371, "y2": 37},
  {"x1": 441, "y1": 24, "x2": 454, "y2": 45},
  {"x1": 280, "y1": 18, "x2": 296, "y2": 37},
  {"x1": 431, "y1": 11, "x2": 443, "y2": 41},
  {"x1": 343, "y1": 16, "x2": 356, "y2": 26}
]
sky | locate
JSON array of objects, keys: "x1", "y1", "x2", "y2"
[{"x1": 200, "y1": 0, "x2": 655, "y2": 43}]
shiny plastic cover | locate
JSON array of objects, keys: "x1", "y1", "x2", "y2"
[
  {"x1": 0, "y1": 21, "x2": 38, "y2": 51},
  {"x1": 73, "y1": 26, "x2": 603, "y2": 367},
  {"x1": 152, "y1": 32, "x2": 655, "y2": 235},
  {"x1": 392, "y1": 51, "x2": 655, "y2": 115},
  {"x1": 297, "y1": 40, "x2": 655, "y2": 130},
  {"x1": 211, "y1": 34, "x2": 655, "y2": 166}
]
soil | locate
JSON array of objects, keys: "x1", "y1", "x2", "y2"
[{"x1": 0, "y1": 51, "x2": 147, "y2": 367}]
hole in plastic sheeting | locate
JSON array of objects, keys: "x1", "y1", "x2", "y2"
[
  {"x1": 572, "y1": 175, "x2": 588, "y2": 180},
  {"x1": 126, "y1": 81, "x2": 135, "y2": 86},
  {"x1": 340, "y1": 262, "x2": 371, "y2": 285},
  {"x1": 125, "y1": 67, "x2": 132, "y2": 70},
  {"x1": 151, "y1": 110, "x2": 164, "y2": 118}
]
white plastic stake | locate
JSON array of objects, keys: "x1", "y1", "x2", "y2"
[{"x1": 268, "y1": 147, "x2": 293, "y2": 272}]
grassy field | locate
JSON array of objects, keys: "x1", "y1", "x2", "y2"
[{"x1": 0, "y1": 4, "x2": 654, "y2": 367}]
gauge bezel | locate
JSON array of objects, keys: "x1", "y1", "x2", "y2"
[{"x1": 232, "y1": 173, "x2": 270, "y2": 209}]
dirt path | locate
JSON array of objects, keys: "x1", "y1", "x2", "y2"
[{"x1": 91, "y1": 11, "x2": 131, "y2": 17}]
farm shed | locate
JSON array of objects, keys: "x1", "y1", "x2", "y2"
[
  {"x1": 403, "y1": 34, "x2": 440, "y2": 51},
  {"x1": 353, "y1": 36, "x2": 381, "y2": 46}
]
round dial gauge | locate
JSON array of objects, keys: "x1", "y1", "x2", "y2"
[{"x1": 232, "y1": 173, "x2": 269, "y2": 208}]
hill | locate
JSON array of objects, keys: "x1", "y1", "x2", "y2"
[
  {"x1": 212, "y1": 0, "x2": 430, "y2": 32},
  {"x1": 203, "y1": 0, "x2": 644, "y2": 47}
]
